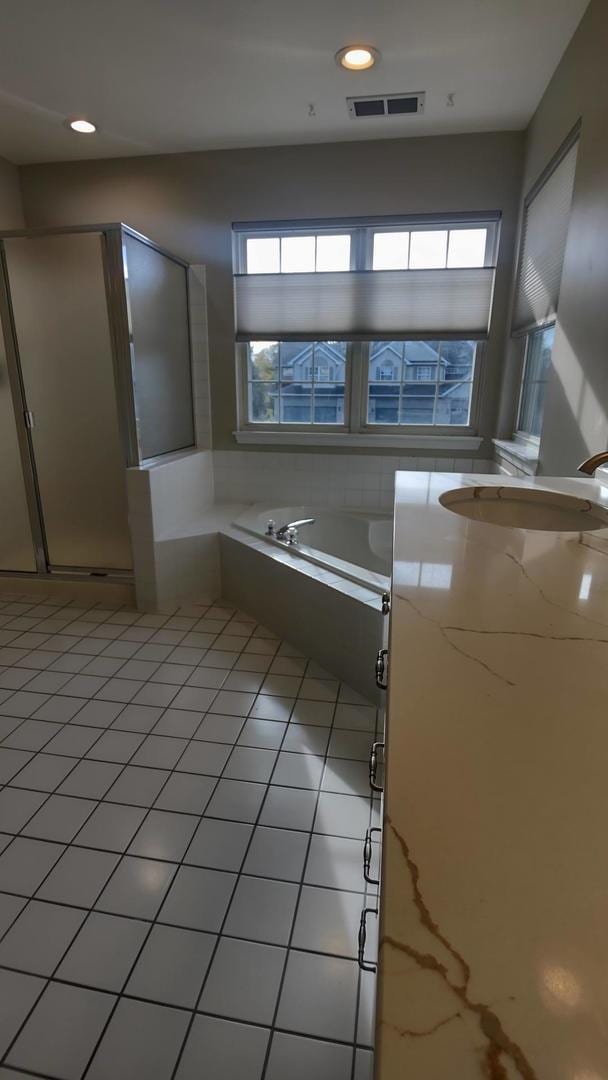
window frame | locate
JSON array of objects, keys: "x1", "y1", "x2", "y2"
[
  {"x1": 515, "y1": 323, "x2": 555, "y2": 442},
  {"x1": 234, "y1": 214, "x2": 497, "y2": 437},
  {"x1": 238, "y1": 338, "x2": 484, "y2": 437},
  {"x1": 237, "y1": 340, "x2": 353, "y2": 433},
  {"x1": 510, "y1": 124, "x2": 580, "y2": 449},
  {"x1": 358, "y1": 340, "x2": 483, "y2": 436}
]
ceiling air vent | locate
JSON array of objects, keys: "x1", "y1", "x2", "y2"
[{"x1": 347, "y1": 92, "x2": 425, "y2": 119}]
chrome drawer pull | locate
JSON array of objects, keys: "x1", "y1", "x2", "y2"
[
  {"x1": 375, "y1": 648, "x2": 388, "y2": 690},
  {"x1": 369, "y1": 740, "x2": 385, "y2": 793},
  {"x1": 363, "y1": 826, "x2": 382, "y2": 885},
  {"x1": 358, "y1": 906, "x2": 378, "y2": 972},
  {"x1": 381, "y1": 591, "x2": 391, "y2": 616}
]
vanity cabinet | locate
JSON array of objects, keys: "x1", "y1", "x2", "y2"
[{"x1": 372, "y1": 469, "x2": 608, "y2": 1079}]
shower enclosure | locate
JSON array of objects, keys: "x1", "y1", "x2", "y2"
[{"x1": 0, "y1": 224, "x2": 194, "y2": 577}]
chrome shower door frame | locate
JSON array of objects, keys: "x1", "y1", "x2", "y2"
[
  {"x1": 0, "y1": 222, "x2": 195, "y2": 577},
  {"x1": 0, "y1": 241, "x2": 47, "y2": 574}
]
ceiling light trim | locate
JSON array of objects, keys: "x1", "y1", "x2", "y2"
[
  {"x1": 336, "y1": 45, "x2": 380, "y2": 71},
  {"x1": 67, "y1": 117, "x2": 97, "y2": 134}
]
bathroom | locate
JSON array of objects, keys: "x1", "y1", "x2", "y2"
[{"x1": 0, "y1": 0, "x2": 607, "y2": 1076}]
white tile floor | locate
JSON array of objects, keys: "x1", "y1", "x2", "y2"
[{"x1": 0, "y1": 593, "x2": 379, "y2": 1080}]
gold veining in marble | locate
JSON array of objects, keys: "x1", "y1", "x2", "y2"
[
  {"x1": 383, "y1": 818, "x2": 538, "y2": 1079},
  {"x1": 378, "y1": 471, "x2": 608, "y2": 1080}
]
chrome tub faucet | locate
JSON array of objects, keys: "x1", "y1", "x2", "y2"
[{"x1": 267, "y1": 518, "x2": 315, "y2": 544}]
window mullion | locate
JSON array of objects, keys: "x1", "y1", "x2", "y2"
[
  {"x1": 352, "y1": 227, "x2": 368, "y2": 271},
  {"x1": 399, "y1": 343, "x2": 405, "y2": 425},
  {"x1": 311, "y1": 342, "x2": 316, "y2": 427},
  {"x1": 348, "y1": 341, "x2": 365, "y2": 432},
  {"x1": 351, "y1": 229, "x2": 370, "y2": 433},
  {"x1": 278, "y1": 342, "x2": 283, "y2": 424},
  {"x1": 433, "y1": 341, "x2": 442, "y2": 425}
]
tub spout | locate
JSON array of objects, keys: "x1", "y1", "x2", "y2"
[{"x1": 275, "y1": 518, "x2": 315, "y2": 544}]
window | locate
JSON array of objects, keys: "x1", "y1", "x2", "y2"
[
  {"x1": 372, "y1": 226, "x2": 489, "y2": 270},
  {"x1": 246, "y1": 233, "x2": 351, "y2": 274},
  {"x1": 367, "y1": 341, "x2": 476, "y2": 427},
  {"x1": 234, "y1": 216, "x2": 497, "y2": 435},
  {"x1": 512, "y1": 125, "x2": 579, "y2": 442},
  {"x1": 248, "y1": 341, "x2": 346, "y2": 425},
  {"x1": 376, "y1": 365, "x2": 396, "y2": 381},
  {"x1": 517, "y1": 325, "x2": 555, "y2": 438},
  {"x1": 305, "y1": 365, "x2": 331, "y2": 381}
]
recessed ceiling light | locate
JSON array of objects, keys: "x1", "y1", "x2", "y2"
[
  {"x1": 336, "y1": 45, "x2": 379, "y2": 71},
  {"x1": 68, "y1": 118, "x2": 97, "y2": 134}
]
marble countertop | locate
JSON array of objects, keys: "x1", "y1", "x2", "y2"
[{"x1": 377, "y1": 470, "x2": 608, "y2": 1080}]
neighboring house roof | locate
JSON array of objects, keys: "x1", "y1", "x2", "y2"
[
  {"x1": 273, "y1": 341, "x2": 470, "y2": 389},
  {"x1": 282, "y1": 341, "x2": 345, "y2": 367},
  {"x1": 280, "y1": 339, "x2": 445, "y2": 371}
]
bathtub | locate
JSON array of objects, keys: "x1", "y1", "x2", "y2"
[
  {"x1": 234, "y1": 505, "x2": 392, "y2": 593},
  {"x1": 221, "y1": 505, "x2": 391, "y2": 700}
]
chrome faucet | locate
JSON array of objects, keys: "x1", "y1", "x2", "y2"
[
  {"x1": 275, "y1": 518, "x2": 315, "y2": 544},
  {"x1": 578, "y1": 452, "x2": 608, "y2": 476}
]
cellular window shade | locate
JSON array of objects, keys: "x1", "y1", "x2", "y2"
[
  {"x1": 513, "y1": 140, "x2": 578, "y2": 334},
  {"x1": 234, "y1": 267, "x2": 496, "y2": 341}
]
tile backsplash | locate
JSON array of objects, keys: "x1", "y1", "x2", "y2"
[
  {"x1": 213, "y1": 450, "x2": 497, "y2": 510},
  {"x1": 126, "y1": 446, "x2": 497, "y2": 611}
]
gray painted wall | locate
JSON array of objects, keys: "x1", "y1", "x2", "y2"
[
  {"x1": 19, "y1": 132, "x2": 523, "y2": 454},
  {"x1": 500, "y1": 0, "x2": 608, "y2": 475},
  {"x1": 0, "y1": 155, "x2": 24, "y2": 228}
]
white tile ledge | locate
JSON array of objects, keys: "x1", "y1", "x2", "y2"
[
  {"x1": 233, "y1": 430, "x2": 484, "y2": 451},
  {"x1": 492, "y1": 438, "x2": 539, "y2": 475}
]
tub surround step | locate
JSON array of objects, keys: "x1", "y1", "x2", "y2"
[{"x1": 220, "y1": 533, "x2": 383, "y2": 704}]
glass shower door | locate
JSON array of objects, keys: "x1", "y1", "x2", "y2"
[
  {"x1": 0, "y1": 322, "x2": 37, "y2": 572},
  {"x1": 3, "y1": 232, "x2": 132, "y2": 571}
]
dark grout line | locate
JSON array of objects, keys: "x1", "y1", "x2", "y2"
[
  {"x1": 166, "y1": 670, "x2": 308, "y2": 1079},
  {"x1": 257, "y1": 681, "x2": 369, "y2": 1079},
  {"x1": 0, "y1": 918, "x2": 375, "y2": 988},
  {"x1": 0, "y1": 599, "x2": 378, "y2": 1077},
  {"x1": 0, "y1": 804, "x2": 117, "y2": 1070},
  {"x1": 0, "y1": 982, "x2": 373, "y2": 1080},
  {"x1": 77, "y1": 633, "x2": 307, "y2": 1076}
]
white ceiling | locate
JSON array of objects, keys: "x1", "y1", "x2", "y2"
[{"x1": 0, "y1": 0, "x2": 589, "y2": 165}]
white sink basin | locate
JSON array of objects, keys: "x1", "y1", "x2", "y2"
[{"x1": 439, "y1": 486, "x2": 608, "y2": 532}]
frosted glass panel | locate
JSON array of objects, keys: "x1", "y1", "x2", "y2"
[
  {"x1": 247, "y1": 238, "x2": 280, "y2": 274},
  {"x1": 409, "y1": 230, "x2": 448, "y2": 269},
  {"x1": 447, "y1": 229, "x2": 487, "y2": 268},
  {"x1": 315, "y1": 235, "x2": 350, "y2": 271},
  {"x1": 124, "y1": 235, "x2": 194, "y2": 459},
  {"x1": 0, "y1": 333, "x2": 36, "y2": 571},
  {"x1": 280, "y1": 236, "x2": 315, "y2": 273},
  {"x1": 4, "y1": 233, "x2": 131, "y2": 570},
  {"x1": 373, "y1": 232, "x2": 409, "y2": 270}
]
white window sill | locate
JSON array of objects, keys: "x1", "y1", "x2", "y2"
[
  {"x1": 233, "y1": 430, "x2": 484, "y2": 451},
  {"x1": 492, "y1": 438, "x2": 539, "y2": 475}
]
